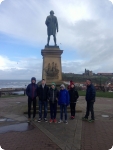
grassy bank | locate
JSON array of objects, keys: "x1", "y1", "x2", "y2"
[
  {"x1": 0, "y1": 91, "x2": 113, "y2": 99},
  {"x1": 78, "y1": 91, "x2": 113, "y2": 98}
]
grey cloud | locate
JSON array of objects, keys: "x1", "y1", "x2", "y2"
[
  {"x1": 0, "y1": 68, "x2": 42, "y2": 80},
  {"x1": 0, "y1": 56, "x2": 42, "y2": 79},
  {"x1": 0, "y1": 0, "x2": 113, "y2": 77}
]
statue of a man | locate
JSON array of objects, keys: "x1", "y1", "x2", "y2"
[{"x1": 45, "y1": 10, "x2": 58, "y2": 46}]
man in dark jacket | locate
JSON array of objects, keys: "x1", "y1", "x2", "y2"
[
  {"x1": 26, "y1": 77, "x2": 38, "y2": 122},
  {"x1": 82, "y1": 79, "x2": 96, "y2": 122},
  {"x1": 37, "y1": 79, "x2": 49, "y2": 122},
  {"x1": 69, "y1": 83, "x2": 79, "y2": 119},
  {"x1": 48, "y1": 83, "x2": 59, "y2": 123}
]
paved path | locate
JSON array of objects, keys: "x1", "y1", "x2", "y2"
[
  {"x1": 33, "y1": 112, "x2": 82, "y2": 150},
  {"x1": 0, "y1": 96, "x2": 61, "y2": 150},
  {"x1": 0, "y1": 125, "x2": 61, "y2": 150},
  {"x1": 0, "y1": 96, "x2": 113, "y2": 150},
  {"x1": 80, "y1": 97, "x2": 113, "y2": 150}
]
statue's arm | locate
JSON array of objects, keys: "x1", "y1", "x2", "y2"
[
  {"x1": 56, "y1": 17, "x2": 58, "y2": 32},
  {"x1": 45, "y1": 17, "x2": 48, "y2": 26}
]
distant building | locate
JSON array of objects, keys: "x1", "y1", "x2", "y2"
[
  {"x1": 83, "y1": 69, "x2": 93, "y2": 76},
  {"x1": 97, "y1": 73, "x2": 113, "y2": 76}
]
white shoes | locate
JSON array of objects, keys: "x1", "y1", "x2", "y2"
[
  {"x1": 58, "y1": 120, "x2": 63, "y2": 123},
  {"x1": 64, "y1": 120, "x2": 68, "y2": 124},
  {"x1": 58, "y1": 120, "x2": 68, "y2": 124}
]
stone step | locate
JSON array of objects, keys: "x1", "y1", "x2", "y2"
[{"x1": 23, "y1": 105, "x2": 82, "y2": 114}]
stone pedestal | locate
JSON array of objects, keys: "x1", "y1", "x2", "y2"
[{"x1": 41, "y1": 46, "x2": 63, "y2": 85}]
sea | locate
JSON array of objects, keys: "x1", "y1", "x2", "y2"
[{"x1": 0, "y1": 80, "x2": 39, "y2": 89}]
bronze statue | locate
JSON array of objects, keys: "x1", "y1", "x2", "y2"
[{"x1": 45, "y1": 10, "x2": 58, "y2": 46}]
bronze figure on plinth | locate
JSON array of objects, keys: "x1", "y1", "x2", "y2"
[{"x1": 45, "y1": 10, "x2": 58, "y2": 46}]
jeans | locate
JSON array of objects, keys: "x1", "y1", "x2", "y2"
[
  {"x1": 39, "y1": 100, "x2": 48, "y2": 119},
  {"x1": 50, "y1": 102, "x2": 57, "y2": 119},
  {"x1": 28, "y1": 97, "x2": 36, "y2": 118},
  {"x1": 70, "y1": 103, "x2": 76, "y2": 116},
  {"x1": 60, "y1": 104, "x2": 67, "y2": 120},
  {"x1": 85, "y1": 102, "x2": 94, "y2": 120}
]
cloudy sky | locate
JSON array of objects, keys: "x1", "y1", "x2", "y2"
[{"x1": 0, "y1": 0, "x2": 113, "y2": 79}]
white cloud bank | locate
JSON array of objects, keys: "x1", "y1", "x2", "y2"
[
  {"x1": 0, "y1": 0, "x2": 113, "y2": 79},
  {"x1": 0, "y1": 55, "x2": 42, "y2": 79},
  {"x1": 0, "y1": 54, "x2": 113, "y2": 79},
  {"x1": 109, "y1": 0, "x2": 113, "y2": 4},
  {"x1": 0, "y1": 0, "x2": 4, "y2": 5}
]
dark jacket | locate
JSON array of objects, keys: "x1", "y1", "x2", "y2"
[
  {"x1": 69, "y1": 87, "x2": 79, "y2": 103},
  {"x1": 26, "y1": 83, "x2": 38, "y2": 99},
  {"x1": 58, "y1": 89, "x2": 70, "y2": 106},
  {"x1": 48, "y1": 88, "x2": 59, "y2": 103},
  {"x1": 38, "y1": 84, "x2": 49, "y2": 101},
  {"x1": 85, "y1": 84, "x2": 96, "y2": 102}
]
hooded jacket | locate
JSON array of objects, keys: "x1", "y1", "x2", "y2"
[
  {"x1": 69, "y1": 86, "x2": 79, "y2": 103},
  {"x1": 85, "y1": 84, "x2": 96, "y2": 102},
  {"x1": 26, "y1": 77, "x2": 38, "y2": 99},
  {"x1": 58, "y1": 88, "x2": 70, "y2": 106}
]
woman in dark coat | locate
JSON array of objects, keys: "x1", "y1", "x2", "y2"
[{"x1": 69, "y1": 83, "x2": 79, "y2": 119}]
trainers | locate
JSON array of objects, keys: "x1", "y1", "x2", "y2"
[
  {"x1": 72, "y1": 116, "x2": 75, "y2": 119},
  {"x1": 53, "y1": 119, "x2": 57, "y2": 123},
  {"x1": 88, "y1": 119, "x2": 94, "y2": 123},
  {"x1": 49, "y1": 119, "x2": 53, "y2": 123},
  {"x1": 82, "y1": 117, "x2": 88, "y2": 121},
  {"x1": 27, "y1": 118, "x2": 31, "y2": 123},
  {"x1": 44, "y1": 118, "x2": 48, "y2": 122},
  {"x1": 58, "y1": 120, "x2": 63, "y2": 123},
  {"x1": 33, "y1": 118, "x2": 37, "y2": 122},
  {"x1": 64, "y1": 120, "x2": 68, "y2": 124},
  {"x1": 38, "y1": 118, "x2": 42, "y2": 122}
]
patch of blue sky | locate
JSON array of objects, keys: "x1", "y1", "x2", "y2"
[
  {"x1": 0, "y1": 32, "x2": 41, "y2": 60},
  {"x1": 0, "y1": 32, "x2": 81, "y2": 62}
]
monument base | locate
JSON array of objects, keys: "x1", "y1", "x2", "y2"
[{"x1": 41, "y1": 46, "x2": 63, "y2": 86}]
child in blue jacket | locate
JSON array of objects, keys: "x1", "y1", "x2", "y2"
[{"x1": 58, "y1": 84, "x2": 70, "y2": 124}]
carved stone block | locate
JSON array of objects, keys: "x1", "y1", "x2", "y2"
[{"x1": 41, "y1": 46, "x2": 63, "y2": 85}]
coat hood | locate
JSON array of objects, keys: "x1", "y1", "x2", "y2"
[
  {"x1": 60, "y1": 84, "x2": 65, "y2": 89},
  {"x1": 31, "y1": 77, "x2": 36, "y2": 83}
]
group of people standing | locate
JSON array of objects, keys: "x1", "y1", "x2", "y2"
[
  {"x1": 26, "y1": 77, "x2": 96, "y2": 124},
  {"x1": 26, "y1": 78, "x2": 79, "y2": 124}
]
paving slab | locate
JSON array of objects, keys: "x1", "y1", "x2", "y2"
[
  {"x1": 0, "y1": 125, "x2": 61, "y2": 150},
  {"x1": 33, "y1": 112, "x2": 83, "y2": 150},
  {"x1": 0, "y1": 96, "x2": 113, "y2": 150}
]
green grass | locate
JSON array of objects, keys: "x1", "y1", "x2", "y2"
[
  {"x1": 78, "y1": 91, "x2": 113, "y2": 98},
  {"x1": 0, "y1": 91, "x2": 113, "y2": 99}
]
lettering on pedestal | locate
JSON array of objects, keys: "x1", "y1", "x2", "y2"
[{"x1": 45, "y1": 62, "x2": 59, "y2": 78}]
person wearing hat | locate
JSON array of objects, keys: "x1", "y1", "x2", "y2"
[
  {"x1": 69, "y1": 83, "x2": 79, "y2": 119},
  {"x1": 26, "y1": 77, "x2": 38, "y2": 123},
  {"x1": 48, "y1": 83, "x2": 59, "y2": 123},
  {"x1": 58, "y1": 84, "x2": 70, "y2": 124},
  {"x1": 67, "y1": 80, "x2": 74, "y2": 90}
]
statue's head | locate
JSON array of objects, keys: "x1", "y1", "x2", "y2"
[{"x1": 50, "y1": 10, "x2": 54, "y2": 15}]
